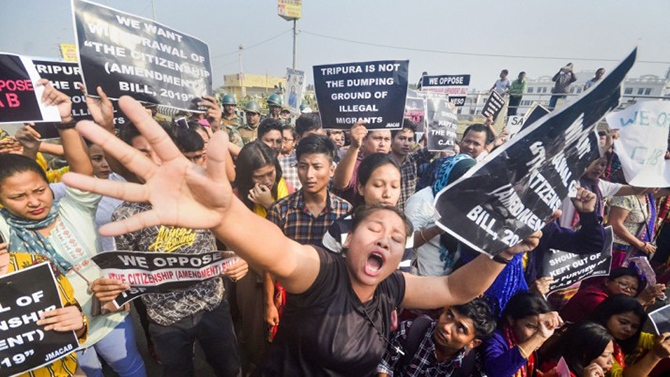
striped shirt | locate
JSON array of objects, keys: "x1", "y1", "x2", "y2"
[
  {"x1": 398, "y1": 148, "x2": 434, "y2": 212},
  {"x1": 267, "y1": 190, "x2": 351, "y2": 246}
]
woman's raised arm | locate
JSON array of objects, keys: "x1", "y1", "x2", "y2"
[
  {"x1": 38, "y1": 79, "x2": 93, "y2": 177},
  {"x1": 62, "y1": 96, "x2": 320, "y2": 294}
]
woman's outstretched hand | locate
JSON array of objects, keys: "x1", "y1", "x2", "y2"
[{"x1": 62, "y1": 96, "x2": 234, "y2": 236}]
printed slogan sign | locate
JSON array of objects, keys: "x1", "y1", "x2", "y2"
[
  {"x1": 426, "y1": 96, "x2": 458, "y2": 152},
  {"x1": 0, "y1": 263, "x2": 79, "y2": 376},
  {"x1": 420, "y1": 74, "x2": 470, "y2": 107},
  {"x1": 92, "y1": 251, "x2": 239, "y2": 308},
  {"x1": 433, "y1": 49, "x2": 635, "y2": 256},
  {"x1": 481, "y1": 91, "x2": 505, "y2": 121},
  {"x1": 313, "y1": 60, "x2": 409, "y2": 130},
  {"x1": 32, "y1": 58, "x2": 128, "y2": 138},
  {"x1": 542, "y1": 227, "x2": 613, "y2": 293},
  {"x1": 404, "y1": 91, "x2": 426, "y2": 134},
  {"x1": 73, "y1": 0, "x2": 212, "y2": 112},
  {"x1": 0, "y1": 53, "x2": 60, "y2": 124}
]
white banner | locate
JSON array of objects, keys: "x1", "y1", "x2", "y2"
[{"x1": 606, "y1": 101, "x2": 670, "y2": 187}]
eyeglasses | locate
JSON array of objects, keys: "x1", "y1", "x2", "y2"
[{"x1": 615, "y1": 281, "x2": 638, "y2": 292}]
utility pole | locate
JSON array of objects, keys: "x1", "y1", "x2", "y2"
[
  {"x1": 292, "y1": 19, "x2": 298, "y2": 69},
  {"x1": 239, "y1": 45, "x2": 245, "y2": 98},
  {"x1": 278, "y1": 1, "x2": 301, "y2": 69},
  {"x1": 151, "y1": 0, "x2": 157, "y2": 20}
]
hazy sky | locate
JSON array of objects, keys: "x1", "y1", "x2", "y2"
[{"x1": 2, "y1": 0, "x2": 669, "y2": 91}]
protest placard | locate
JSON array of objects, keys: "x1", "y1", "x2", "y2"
[
  {"x1": 542, "y1": 227, "x2": 613, "y2": 294},
  {"x1": 0, "y1": 53, "x2": 60, "y2": 124},
  {"x1": 433, "y1": 48, "x2": 636, "y2": 256},
  {"x1": 31, "y1": 58, "x2": 128, "y2": 138},
  {"x1": 404, "y1": 91, "x2": 426, "y2": 134},
  {"x1": 481, "y1": 91, "x2": 505, "y2": 121},
  {"x1": 420, "y1": 74, "x2": 470, "y2": 107},
  {"x1": 72, "y1": 0, "x2": 212, "y2": 112},
  {"x1": 284, "y1": 68, "x2": 304, "y2": 115},
  {"x1": 425, "y1": 96, "x2": 458, "y2": 152},
  {"x1": 313, "y1": 60, "x2": 408, "y2": 130},
  {"x1": 506, "y1": 115, "x2": 524, "y2": 138},
  {"x1": 92, "y1": 250, "x2": 239, "y2": 307},
  {"x1": 0, "y1": 262, "x2": 79, "y2": 376},
  {"x1": 650, "y1": 305, "x2": 670, "y2": 336},
  {"x1": 606, "y1": 101, "x2": 670, "y2": 187},
  {"x1": 520, "y1": 103, "x2": 550, "y2": 131}
]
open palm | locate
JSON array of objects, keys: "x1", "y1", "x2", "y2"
[{"x1": 62, "y1": 96, "x2": 233, "y2": 236}]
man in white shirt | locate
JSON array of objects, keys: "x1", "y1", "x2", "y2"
[{"x1": 491, "y1": 69, "x2": 511, "y2": 95}]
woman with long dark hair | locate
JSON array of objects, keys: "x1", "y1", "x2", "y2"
[
  {"x1": 591, "y1": 295, "x2": 670, "y2": 376},
  {"x1": 322, "y1": 153, "x2": 403, "y2": 255},
  {"x1": 233, "y1": 140, "x2": 293, "y2": 372},
  {"x1": 481, "y1": 291, "x2": 562, "y2": 377},
  {"x1": 541, "y1": 322, "x2": 614, "y2": 377},
  {"x1": 234, "y1": 141, "x2": 291, "y2": 217},
  {"x1": 70, "y1": 96, "x2": 543, "y2": 376},
  {"x1": 0, "y1": 82, "x2": 145, "y2": 376}
]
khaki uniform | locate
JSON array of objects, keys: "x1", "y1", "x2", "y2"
[
  {"x1": 222, "y1": 114, "x2": 244, "y2": 147},
  {"x1": 238, "y1": 123, "x2": 259, "y2": 145}
]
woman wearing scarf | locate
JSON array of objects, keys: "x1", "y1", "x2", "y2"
[
  {"x1": 0, "y1": 81, "x2": 145, "y2": 376},
  {"x1": 608, "y1": 191, "x2": 657, "y2": 269},
  {"x1": 482, "y1": 291, "x2": 562, "y2": 377}
]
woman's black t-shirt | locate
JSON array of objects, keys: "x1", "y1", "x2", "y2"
[{"x1": 254, "y1": 246, "x2": 406, "y2": 376}]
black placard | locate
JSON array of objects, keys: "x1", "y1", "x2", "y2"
[
  {"x1": 421, "y1": 74, "x2": 471, "y2": 107},
  {"x1": 426, "y1": 96, "x2": 458, "y2": 152},
  {"x1": 313, "y1": 60, "x2": 409, "y2": 130},
  {"x1": 404, "y1": 94, "x2": 426, "y2": 134},
  {"x1": 434, "y1": 49, "x2": 635, "y2": 256},
  {"x1": 72, "y1": 0, "x2": 212, "y2": 112},
  {"x1": 481, "y1": 91, "x2": 505, "y2": 121},
  {"x1": 32, "y1": 59, "x2": 128, "y2": 138},
  {"x1": 92, "y1": 251, "x2": 238, "y2": 307},
  {"x1": 0, "y1": 263, "x2": 79, "y2": 376},
  {"x1": 0, "y1": 54, "x2": 60, "y2": 124},
  {"x1": 521, "y1": 104, "x2": 550, "y2": 131},
  {"x1": 541, "y1": 227, "x2": 613, "y2": 293}
]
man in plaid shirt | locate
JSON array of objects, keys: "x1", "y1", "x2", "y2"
[
  {"x1": 279, "y1": 113, "x2": 326, "y2": 191},
  {"x1": 390, "y1": 120, "x2": 434, "y2": 211},
  {"x1": 377, "y1": 298, "x2": 496, "y2": 377},
  {"x1": 269, "y1": 134, "x2": 351, "y2": 246}
]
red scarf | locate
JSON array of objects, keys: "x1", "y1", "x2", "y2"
[
  {"x1": 505, "y1": 326, "x2": 535, "y2": 377},
  {"x1": 613, "y1": 342, "x2": 626, "y2": 369}
]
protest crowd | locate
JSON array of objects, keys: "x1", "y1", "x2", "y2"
[{"x1": 3, "y1": 2, "x2": 670, "y2": 377}]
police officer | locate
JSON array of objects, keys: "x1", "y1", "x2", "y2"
[
  {"x1": 239, "y1": 100, "x2": 262, "y2": 145},
  {"x1": 220, "y1": 94, "x2": 243, "y2": 147},
  {"x1": 267, "y1": 94, "x2": 283, "y2": 120}
]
